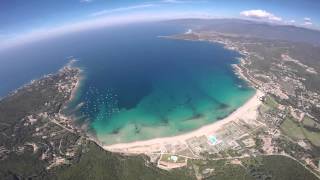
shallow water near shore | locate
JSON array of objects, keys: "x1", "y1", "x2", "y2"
[
  {"x1": 0, "y1": 22, "x2": 254, "y2": 145},
  {"x1": 69, "y1": 23, "x2": 254, "y2": 145}
]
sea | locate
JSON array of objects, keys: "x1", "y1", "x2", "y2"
[{"x1": 0, "y1": 22, "x2": 254, "y2": 145}]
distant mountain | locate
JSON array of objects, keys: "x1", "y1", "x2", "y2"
[{"x1": 170, "y1": 19, "x2": 320, "y2": 46}]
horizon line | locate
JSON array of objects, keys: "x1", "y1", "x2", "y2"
[{"x1": 1, "y1": 14, "x2": 319, "y2": 52}]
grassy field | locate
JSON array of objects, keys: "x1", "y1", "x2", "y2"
[
  {"x1": 160, "y1": 154, "x2": 186, "y2": 163},
  {"x1": 280, "y1": 117, "x2": 305, "y2": 140},
  {"x1": 302, "y1": 116, "x2": 319, "y2": 127},
  {"x1": 190, "y1": 159, "x2": 254, "y2": 180},
  {"x1": 281, "y1": 116, "x2": 320, "y2": 147},
  {"x1": 264, "y1": 96, "x2": 278, "y2": 109}
]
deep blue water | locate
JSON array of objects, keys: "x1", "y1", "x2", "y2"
[
  {"x1": 0, "y1": 22, "x2": 254, "y2": 144},
  {"x1": 0, "y1": 23, "x2": 182, "y2": 98}
]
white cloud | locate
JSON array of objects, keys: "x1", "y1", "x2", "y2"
[
  {"x1": 80, "y1": 0, "x2": 93, "y2": 3},
  {"x1": 304, "y1": 21, "x2": 313, "y2": 25},
  {"x1": 303, "y1": 17, "x2": 312, "y2": 26},
  {"x1": 284, "y1": 19, "x2": 296, "y2": 25},
  {"x1": 161, "y1": 0, "x2": 207, "y2": 4},
  {"x1": 240, "y1": 9, "x2": 282, "y2": 21},
  {"x1": 161, "y1": 0, "x2": 181, "y2": 3},
  {"x1": 304, "y1": 17, "x2": 311, "y2": 21},
  {"x1": 90, "y1": 4, "x2": 155, "y2": 16}
]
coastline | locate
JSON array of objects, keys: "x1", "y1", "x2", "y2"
[
  {"x1": 68, "y1": 68, "x2": 83, "y2": 103},
  {"x1": 101, "y1": 34, "x2": 262, "y2": 154},
  {"x1": 104, "y1": 89, "x2": 264, "y2": 154},
  {"x1": 65, "y1": 58, "x2": 83, "y2": 103},
  {"x1": 62, "y1": 35, "x2": 263, "y2": 155},
  {"x1": 0, "y1": 59, "x2": 81, "y2": 103}
]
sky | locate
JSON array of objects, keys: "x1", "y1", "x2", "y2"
[{"x1": 1, "y1": 0, "x2": 320, "y2": 49}]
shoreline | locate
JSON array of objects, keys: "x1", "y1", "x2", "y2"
[
  {"x1": 64, "y1": 35, "x2": 263, "y2": 155},
  {"x1": 68, "y1": 68, "x2": 83, "y2": 103},
  {"x1": 68, "y1": 63, "x2": 261, "y2": 153},
  {"x1": 1, "y1": 59, "x2": 81, "y2": 102},
  {"x1": 66, "y1": 58, "x2": 83, "y2": 103},
  {"x1": 104, "y1": 89, "x2": 264, "y2": 153},
  {"x1": 102, "y1": 34, "x2": 262, "y2": 153}
]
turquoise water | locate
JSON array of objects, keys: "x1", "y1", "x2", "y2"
[
  {"x1": 70, "y1": 23, "x2": 254, "y2": 144},
  {"x1": 0, "y1": 22, "x2": 254, "y2": 145}
]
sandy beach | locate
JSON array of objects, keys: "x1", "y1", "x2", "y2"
[{"x1": 104, "y1": 89, "x2": 264, "y2": 154}]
